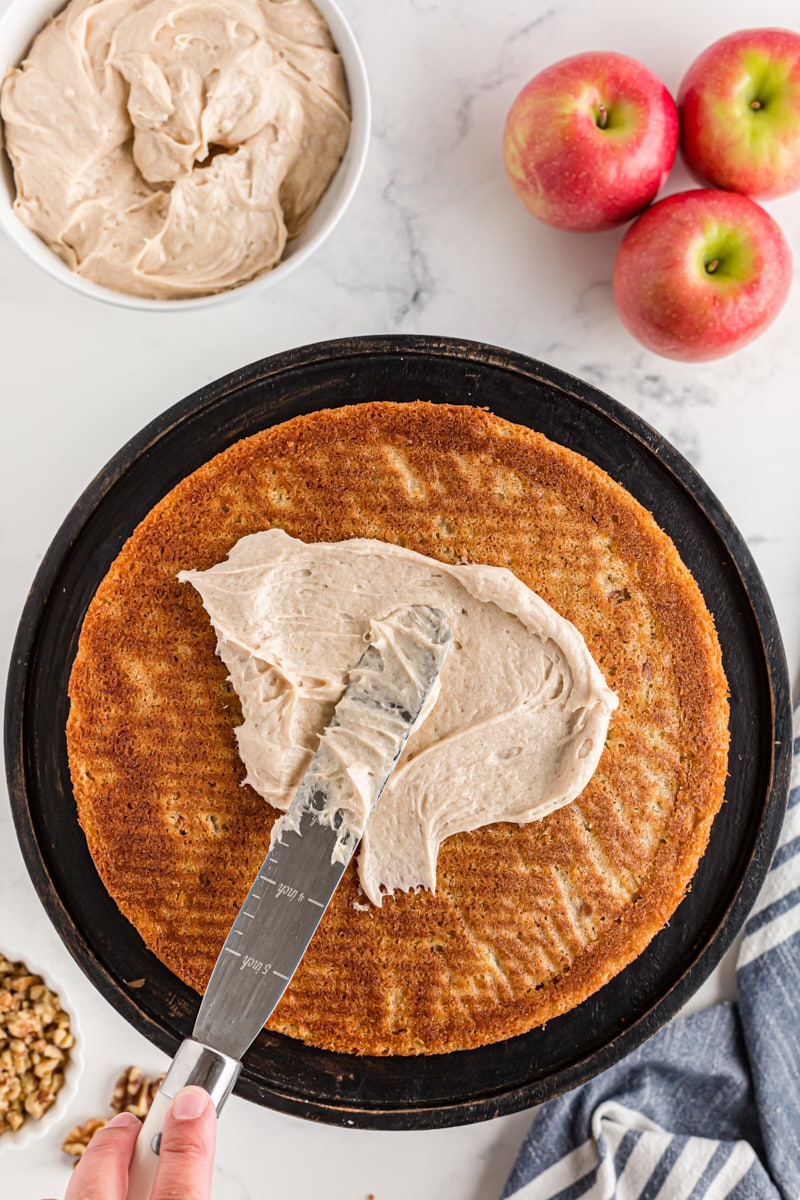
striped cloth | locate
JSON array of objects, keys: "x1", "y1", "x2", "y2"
[{"x1": 502, "y1": 708, "x2": 800, "y2": 1200}]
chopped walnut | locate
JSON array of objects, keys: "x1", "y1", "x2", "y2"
[
  {"x1": 61, "y1": 1117, "x2": 107, "y2": 1158},
  {"x1": 0, "y1": 955, "x2": 73, "y2": 1136},
  {"x1": 110, "y1": 1066, "x2": 164, "y2": 1118}
]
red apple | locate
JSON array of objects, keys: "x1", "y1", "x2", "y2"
[
  {"x1": 612, "y1": 189, "x2": 792, "y2": 361},
  {"x1": 503, "y1": 51, "x2": 678, "y2": 232},
  {"x1": 678, "y1": 28, "x2": 800, "y2": 198}
]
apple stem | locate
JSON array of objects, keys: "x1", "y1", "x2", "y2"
[
  {"x1": 750, "y1": 98, "x2": 762, "y2": 110},
  {"x1": 596, "y1": 104, "x2": 608, "y2": 129},
  {"x1": 706, "y1": 259, "x2": 720, "y2": 274}
]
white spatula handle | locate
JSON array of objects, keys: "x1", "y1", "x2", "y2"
[
  {"x1": 126, "y1": 1039, "x2": 242, "y2": 1200},
  {"x1": 127, "y1": 1090, "x2": 172, "y2": 1200}
]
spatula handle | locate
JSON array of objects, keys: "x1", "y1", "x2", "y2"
[
  {"x1": 126, "y1": 1039, "x2": 242, "y2": 1200},
  {"x1": 127, "y1": 1090, "x2": 171, "y2": 1200}
]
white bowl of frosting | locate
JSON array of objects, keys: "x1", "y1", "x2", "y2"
[{"x1": 0, "y1": 0, "x2": 370, "y2": 310}]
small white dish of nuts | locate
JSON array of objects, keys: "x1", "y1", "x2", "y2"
[{"x1": 0, "y1": 945, "x2": 82, "y2": 1153}]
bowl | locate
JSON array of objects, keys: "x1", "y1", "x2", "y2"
[
  {"x1": 0, "y1": 941, "x2": 83, "y2": 1153},
  {"x1": 0, "y1": 0, "x2": 371, "y2": 311}
]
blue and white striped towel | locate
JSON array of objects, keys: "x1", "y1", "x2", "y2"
[{"x1": 502, "y1": 708, "x2": 800, "y2": 1200}]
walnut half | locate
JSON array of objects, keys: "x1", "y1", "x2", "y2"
[
  {"x1": 110, "y1": 1066, "x2": 165, "y2": 1119},
  {"x1": 61, "y1": 1117, "x2": 107, "y2": 1158}
]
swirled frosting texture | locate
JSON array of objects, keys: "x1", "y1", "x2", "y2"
[
  {"x1": 0, "y1": 0, "x2": 350, "y2": 298},
  {"x1": 179, "y1": 529, "x2": 618, "y2": 905}
]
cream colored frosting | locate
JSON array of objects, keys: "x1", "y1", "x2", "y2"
[
  {"x1": 0, "y1": 0, "x2": 350, "y2": 298},
  {"x1": 179, "y1": 530, "x2": 618, "y2": 905},
  {"x1": 272, "y1": 605, "x2": 451, "y2": 865}
]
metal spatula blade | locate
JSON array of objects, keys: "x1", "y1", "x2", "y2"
[{"x1": 127, "y1": 603, "x2": 451, "y2": 1200}]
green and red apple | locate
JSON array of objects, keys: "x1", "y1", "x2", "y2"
[
  {"x1": 503, "y1": 51, "x2": 678, "y2": 232},
  {"x1": 612, "y1": 189, "x2": 792, "y2": 361},
  {"x1": 679, "y1": 28, "x2": 800, "y2": 198}
]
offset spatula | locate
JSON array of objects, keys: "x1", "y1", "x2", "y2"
[{"x1": 127, "y1": 604, "x2": 451, "y2": 1200}]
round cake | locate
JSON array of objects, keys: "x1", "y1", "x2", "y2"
[{"x1": 66, "y1": 401, "x2": 729, "y2": 1055}]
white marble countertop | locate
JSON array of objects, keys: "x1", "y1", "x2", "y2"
[{"x1": 1, "y1": 0, "x2": 798, "y2": 1196}]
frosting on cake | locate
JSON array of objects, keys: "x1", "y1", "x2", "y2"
[{"x1": 179, "y1": 529, "x2": 618, "y2": 904}]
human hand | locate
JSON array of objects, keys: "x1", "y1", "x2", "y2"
[{"x1": 63, "y1": 1086, "x2": 216, "y2": 1200}]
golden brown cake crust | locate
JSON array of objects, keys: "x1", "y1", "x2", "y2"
[{"x1": 67, "y1": 402, "x2": 730, "y2": 1055}]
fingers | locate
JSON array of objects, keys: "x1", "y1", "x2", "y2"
[
  {"x1": 60, "y1": 1086, "x2": 215, "y2": 1200},
  {"x1": 64, "y1": 1112, "x2": 141, "y2": 1200},
  {"x1": 151, "y1": 1087, "x2": 216, "y2": 1200}
]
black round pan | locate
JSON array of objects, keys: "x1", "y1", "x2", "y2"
[{"x1": 5, "y1": 335, "x2": 792, "y2": 1129}]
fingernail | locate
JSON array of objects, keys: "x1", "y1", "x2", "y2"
[
  {"x1": 105, "y1": 1112, "x2": 141, "y2": 1129},
  {"x1": 172, "y1": 1086, "x2": 210, "y2": 1120}
]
